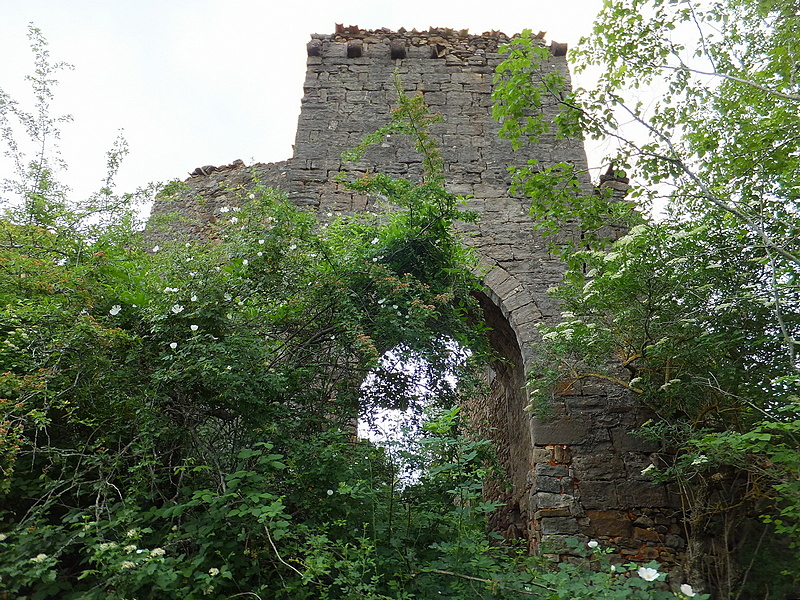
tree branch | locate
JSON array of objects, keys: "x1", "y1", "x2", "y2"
[
  {"x1": 658, "y1": 64, "x2": 800, "y2": 102},
  {"x1": 427, "y1": 569, "x2": 553, "y2": 595}
]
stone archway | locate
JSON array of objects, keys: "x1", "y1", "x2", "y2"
[{"x1": 468, "y1": 289, "x2": 532, "y2": 543}]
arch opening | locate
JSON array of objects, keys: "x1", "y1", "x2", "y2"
[
  {"x1": 357, "y1": 340, "x2": 469, "y2": 482},
  {"x1": 355, "y1": 292, "x2": 535, "y2": 542},
  {"x1": 468, "y1": 291, "x2": 533, "y2": 542}
]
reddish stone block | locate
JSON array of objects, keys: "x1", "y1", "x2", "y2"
[
  {"x1": 585, "y1": 510, "x2": 633, "y2": 538},
  {"x1": 634, "y1": 527, "x2": 662, "y2": 543}
]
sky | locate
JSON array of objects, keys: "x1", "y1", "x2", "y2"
[{"x1": 0, "y1": 0, "x2": 604, "y2": 207}]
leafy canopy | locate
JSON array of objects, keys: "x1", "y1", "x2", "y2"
[{"x1": 492, "y1": 1, "x2": 800, "y2": 596}]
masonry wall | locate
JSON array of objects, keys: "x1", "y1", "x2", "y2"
[{"x1": 148, "y1": 26, "x2": 685, "y2": 569}]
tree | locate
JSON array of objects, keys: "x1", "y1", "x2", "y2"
[{"x1": 492, "y1": 1, "x2": 800, "y2": 596}]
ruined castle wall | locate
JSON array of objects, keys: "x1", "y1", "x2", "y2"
[{"x1": 148, "y1": 27, "x2": 685, "y2": 567}]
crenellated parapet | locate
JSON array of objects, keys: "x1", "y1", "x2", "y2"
[{"x1": 304, "y1": 25, "x2": 564, "y2": 62}]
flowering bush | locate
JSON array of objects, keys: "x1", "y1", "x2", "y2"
[{"x1": 0, "y1": 29, "x2": 720, "y2": 600}]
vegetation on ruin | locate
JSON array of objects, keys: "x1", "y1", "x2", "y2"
[
  {"x1": 0, "y1": 27, "x2": 706, "y2": 600},
  {"x1": 492, "y1": 0, "x2": 800, "y2": 596}
]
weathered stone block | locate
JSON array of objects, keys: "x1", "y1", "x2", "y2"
[
  {"x1": 531, "y1": 419, "x2": 590, "y2": 445},
  {"x1": 533, "y1": 475, "x2": 563, "y2": 493},
  {"x1": 535, "y1": 463, "x2": 570, "y2": 477},
  {"x1": 532, "y1": 491, "x2": 573, "y2": 510},
  {"x1": 577, "y1": 480, "x2": 619, "y2": 510},
  {"x1": 665, "y1": 534, "x2": 685, "y2": 549},
  {"x1": 539, "y1": 516, "x2": 580, "y2": 535},
  {"x1": 634, "y1": 527, "x2": 662, "y2": 543},
  {"x1": 612, "y1": 430, "x2": 659, "y2": 453},
  {"x1": 572, "y1": 452, "x2": 624, "y2": 480},
  {"x1": 618, "y1": 481, "x2": 670, "y2": 508},
  {"x1": 585, "y1": 510, "x2": 633, "y2": 538}
]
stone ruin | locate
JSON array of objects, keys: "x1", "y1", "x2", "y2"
[{"x1": 148, "y1": 26, "x2": 686, "y2": 572}]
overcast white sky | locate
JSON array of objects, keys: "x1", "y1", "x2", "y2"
[{"x1": 1, "y1": 0, "x2": 604, "y2": 206}]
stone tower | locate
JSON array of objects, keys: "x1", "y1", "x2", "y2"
[{"x1": 149, "y1": 26, "x2": 684, "y2": 564}]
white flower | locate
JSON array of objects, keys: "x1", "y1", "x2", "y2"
[
  {"x1": 185, "y1": 242, "x2": 191, "y2": 248},
  {"x1": 186, "y1": 257, "x2": 193, "y2": 262},
  {"x1": 326, "y1": 212, "x2": 332, "y2": 217},
  {"x1": 680, "y1": 584, "x2": 696, "y2": 597},
  {"x1": 0, "y1": 533, "x2": 8, "y2": 542},
  {"x1": 121, "y1": 560, "x2": 136, "y2": 569},
  {"x1": 373, "y1": 257, "x2": 378, "y2": 262},
  {"x1": 191, "y1": 295, "x2": 198, "y2": 302},
  {"x1": 248, "y1": 193, "x2": 255, "y2": 199},
  {"x1": 610, "y1": 564, "x2": 617, "y2": 572},
  {"x1": 171, "y1": 304, "x2": 184, "y2": 314},
  {"x1": 691, "y1": 455, "x2": 709, "y2": 466},
  {"x1": 258, "y1": 239, "x2": 265, "y2": 244},
  {"x1": 587, "y1": 540, "x2": 599, "y2": 548},
  {"x1": 126, "y1": 529, "x2": 137, "y2": 538},
  {"x1": 289, "y1": 244, "x2": 297, "y2": 251},
  {"x1": 233, "y1": 206, "x2": 240, "y2": 212},
  {"x1": 371, "y1": 237, "x2": 379, "y2": 244},
  {"x1": 152, "y1": 245, "x2": 160, "y2": 253},
  {"x1": 98, "y1": 542, "x2": 114, "y2": 550},
  {"x1": 230, "y1": 216, "x2": 239, "y2": 224},
  {"x1": 257, "y1": 251, "x2": 263, "y2": 257},
  {"x1": 31, "y1": 553, "x2": 48, "y2": 563},
  {"x1": 327, "y1": 489, "x2": 334, "y2": 496},
  {"x1": 150, "y1": 547, "x2": 166, "y2": 557},
  {"x1": 224, "y1": 293, "x2": 232, "y2": 301},
  {"x1": 170, "y1": 342, "x2": 178, "y2": 350},
  {"x1": 190, "y1": 324, "x2": 199, "y2": 331},
  {"x1": 109, "y1": 305, "x2": 122, "y2": 316},
  {"x1": 220, "y1": 206, "x2": 230, "y2": 213},
  {"x1": 226, "y1": 365, "x2": 232, "y2": 370},
  {"x1": 637, "y1": 566, "x2": 660, "y2": 581},
  {"x1": 208, "y1": 567, "x2": 220, "y2": 576},
  {"x1": 242, "y1": 259, "x2": 248, "y2": 265},
  {"x1": 136, "y1": 549, "x2": 144, "y2": 554}
]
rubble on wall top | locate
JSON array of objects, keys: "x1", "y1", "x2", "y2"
[
  {"x1": 188, "y1": 159, "x2": 247, "y2": 178},
  {"x1": 314, "y1": 24, "x2": 555, "y2": 54},
  {"x1": 333, "y1": 23, "x2": 488, "y2": 39}
]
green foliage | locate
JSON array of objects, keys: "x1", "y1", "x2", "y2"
[
  {"x1": 343, "y1": 75, "x2": 445, "y2": 187},
  {"x1": 494, "y1": 2, "x2": 800, "y2": 596},
  {"x1": 492, "y1": 30, "x2": 641, "y2": 249},
  {"x1": 0, "y1": 26, "x2": 717, "y2": 600}
]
